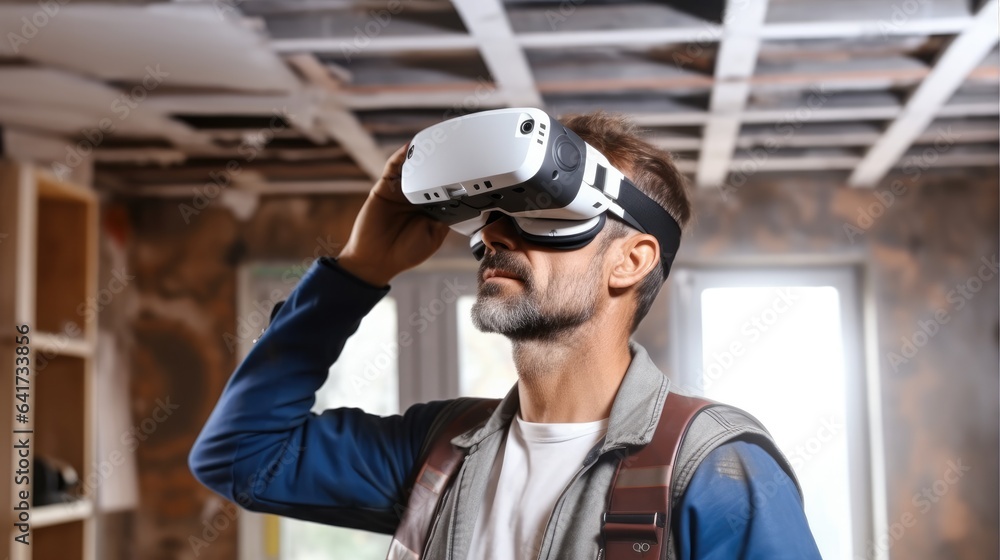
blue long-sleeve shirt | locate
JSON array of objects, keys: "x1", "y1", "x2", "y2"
[{"x1": 189, "y1": 258, "x2": 822, "y2": 558}]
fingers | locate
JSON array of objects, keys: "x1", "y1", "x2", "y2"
[
  {"x1": 373, "y1": 143, "x2": 410, "y2": 204},
  {"x1": 382, "y1": 143, "x2": 409, "y2": 180}
]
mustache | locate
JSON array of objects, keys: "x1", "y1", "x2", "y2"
[{"x1": 479, "y1": 251, "x2": 532, "y2": 284}]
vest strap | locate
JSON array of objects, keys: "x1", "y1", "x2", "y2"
[
  {"x1": 602, "y1": 393, "x2": 715, "y2": 559},
  {"x1": 388, "y1": 399, "x2": 499, "y2": 559}
]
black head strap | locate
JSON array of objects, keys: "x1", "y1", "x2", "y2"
[{"x1": 614, "y1": 178, "x2": 682, "y2": 279}]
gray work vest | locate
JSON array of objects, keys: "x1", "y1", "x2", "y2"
[{"x1": 389, "y1": 342, "x2": 800, "y2": 560}]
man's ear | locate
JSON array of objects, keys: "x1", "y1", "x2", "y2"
[{"x1": 609, "y1": 233, "x2": 659, "y2": 290}]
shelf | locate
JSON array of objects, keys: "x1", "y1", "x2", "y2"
[
  {"x1": 2, "y1": 162, "x2": 96, "y2": 560},
  {"x1": 35, "y1": 184, "x2": 96, "y2": 338},
  {"x1": 33, "y1": 500, "x2": 93, "y2": 529},
  {"x1": 33, "y1": 514, "x2": 85, "y2": 560},
  {"x1": 36, "y1": 356, "x2": 86, "y2": 476},
  {"x1": 33, "y1": 332, "x2": 94, "y2": 360},
  {"x1": 35, "y1": 170, "x2": 95, "y2": 204}
]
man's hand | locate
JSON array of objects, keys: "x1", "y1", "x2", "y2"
[{"x1": 338, "y1": 144, "x2": 451, "y2": 286}]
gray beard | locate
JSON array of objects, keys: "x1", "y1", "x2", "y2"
[{"x1": 471, "y1": 265, "x2": 600, "y2": 342}]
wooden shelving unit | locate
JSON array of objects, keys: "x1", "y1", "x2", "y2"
[
  {"x1": 33, "y1": 500, "x2": 95, "y2": 529},
  {"x1": 1, "y1": 162, "x2": 98, "y2": 560}
]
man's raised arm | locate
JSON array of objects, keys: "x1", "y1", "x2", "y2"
[{"x1": 189, "y1": 145, "x2": 455, "y2": 532}]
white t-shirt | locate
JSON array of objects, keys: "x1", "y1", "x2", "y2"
[{"x1": 467, "y1": 412, "x2": 609, "y2": 560}]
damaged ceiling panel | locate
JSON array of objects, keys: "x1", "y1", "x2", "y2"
[{"x1": 0, "y1": 0, "x2": 995, "y2": 192}]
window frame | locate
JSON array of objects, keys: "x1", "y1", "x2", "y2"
[{"x1": 668, "y1": 264, "x2": 888, "y2": 560}]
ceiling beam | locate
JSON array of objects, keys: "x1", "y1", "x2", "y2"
[
  {"x1": 1, "y1": 128, "x2": 72, "y2": 163},
  {"x1": 143, "y1": 91, "x2": 999, "y2": 126},
  {"x1": 284, "y1": 53, "x2": 350, "y2": 90},
  {"x1": 333, "y1": 62, "x2": 999, "y2": 98},
  {"x1": 146, "y1": 93, "x2": 309, "y2": 115},
  {"x1": 315, "y1": 105, "x2": 386, "y2": 180},
  {"x1": 673, "y1": 146, "x2": 1000, "y2": 174},
  {"x1": 145, "y1": 83, "x2": 382, "y2": 154},
  {"x1": 518, "y1": 26, "x2": 715, "y2": 49},
  {"x1": 92, "y1": 145, "x2": 350, "y2": 165},
  {"x1": 143, "y1": 87, "x2": 1000, "y2": 119},
  {"x1": 629, "y1": 103, "x2": 998, "y2": 128},
  {"x1": 735, "y1": 120, "x2": 1000, "y2": 148},
  {"x1": 104, "y1": 147, "x2": 997, "y2": 195},
  {"x1": 848, "y1": 0, "x2": 1000, "y2": 187},
  {"x1": 119, "y1": 180, "x2": 373, "y2": 198},
  {"x1": 280, "y1": 53, "x2": 385, "y2": 180},
  {"x1": 148, "y1": 87, "x2": 508, "y2": 113},
  {"x1": 451, "y1": 0, "x2": 543, "y2": 107},
  {"x1": 341, "y1": 88, "x2": 506, "y2": 110},
  {"x1": 759, "y1": 18, "x2": 973, "y2": 40},
  {"x1": 647, "y1": 136, "x2": 703, "y2": 152},
  {"x1": 271, "y1": 34, "x2": 478, "y2": 54},
  {"x1": 695, "y1": 0, "x2": 769, "y2": 188},
  {"x1": 268, "y1": 6, "x2": 978, "y2": 55}
]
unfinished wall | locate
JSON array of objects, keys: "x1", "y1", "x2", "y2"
[
  {"x1": 120, "y1": 195, "x2": 366, "y2": 560},
  {"x1": 119, "y1": 167, "x2": 997, "y2": 560}
]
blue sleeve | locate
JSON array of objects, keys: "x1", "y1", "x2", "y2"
[
  {"x1": 674, "y1": 441, "x2": 823, "y2": 560},
  {"x1": 188, "y1": 258, "x2": 451, "y2": 533}
]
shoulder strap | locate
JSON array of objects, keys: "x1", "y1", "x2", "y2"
[
  {"x1": 602, "y1": 393, "x2": 715, "y2": 560},
  {"x1": 388, "y1": 398, "x2": 499, "y2": 560}
]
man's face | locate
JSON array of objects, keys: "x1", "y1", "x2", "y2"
[{"x1": 471, "y1": 216, "x2": 609, "y2": 341}]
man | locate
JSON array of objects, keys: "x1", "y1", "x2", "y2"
[{"x1": 189, "y1": 112, "x2": 822, "y2": 559}]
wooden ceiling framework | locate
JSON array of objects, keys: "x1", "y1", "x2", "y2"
[{"x1": 0, "y1": 0, "x2": 996, "y2": 194}]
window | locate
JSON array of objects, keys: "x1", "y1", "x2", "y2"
[
  {"x1": 671, "y1": 266, "x2": 882, "y2": 560},
  {"x1": 236, "y1": 264, "x2": 398, "y2": 560},
  {"x1": 281, "y1": 297, "x2": 398, "y2": 560},
  {"x1": 456, "y1": 295, "x2": 517, "y2": 398}
]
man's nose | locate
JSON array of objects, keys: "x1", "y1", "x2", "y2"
[{"x1": 479, "y1": 214, "x2": 521, "y2": 256}]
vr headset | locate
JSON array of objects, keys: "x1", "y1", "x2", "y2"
[{"x1": 400, "y1": 108, "x2": 681, "y2": 279}]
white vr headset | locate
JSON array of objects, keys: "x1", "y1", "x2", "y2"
[{"x1": 400, "y1": 108, "x2": 682, "y2": 278}]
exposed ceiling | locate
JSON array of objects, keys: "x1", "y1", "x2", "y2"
[{"x1": 0, "y1": 0, "x2": 997, "y2": 195}]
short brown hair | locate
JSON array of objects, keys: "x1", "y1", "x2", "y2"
[{"x1": 561, "y1": 112, "x2": 692, "y2": 332}]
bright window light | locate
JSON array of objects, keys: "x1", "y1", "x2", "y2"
[
  {"x1": 700, "y1": 286, "x2": 853, "y2": 559},
  {"x1": 313, "y1": 297, "x2": 399, "y2": 416},
  {"x1": 457, "y1": 295, "x2": 518, "y2": 398},
  {"x1": 281, "y1": 297, "x2": 398, "y2": 560}
]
